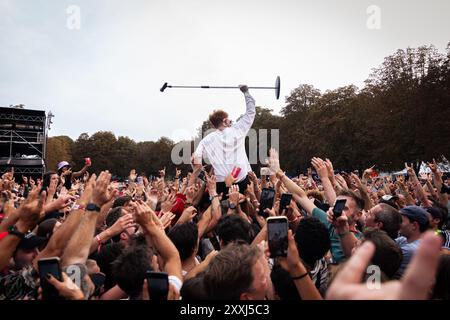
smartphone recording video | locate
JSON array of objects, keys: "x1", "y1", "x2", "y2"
[
  {"x1": 267, "y1": 216, "x2": 289, "y2": 258},
  {"x1": 259, "y1": 188, "x2": 275, "y2": 217},
  {"x1": 38, "y1": 257, "x2": 63, "y2": 300},
  {"x1": 279, "y1": 193, "x2": 292, "y2": 214},
  {"x1": 146, "y1": 271, "x2": 169, "y2": 301},
  {"x1": 260, "y1": 167, "x2": 271, "y2": 177},
  {"x1": 333, "y1": 199, "x2": 347, "y2": 220}
]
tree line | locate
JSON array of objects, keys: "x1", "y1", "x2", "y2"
[{"x1": 46, "y1": 44, "x2": 450, "y2": 177}]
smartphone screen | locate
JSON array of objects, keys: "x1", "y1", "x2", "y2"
[
  {"x1": 260, "y1": 167, "x2": 271, "y2": 177},
  {"x1": 146, "y1": 271, "x2": 169, "y2": 301},
  {"x1": 259, "y1": 188, "x2": 275, "y2": 217},
  {"x1": 279, "y1": 193, "x2": 292, "y2": 213},
  {"x1": 38, "y1": 257, "x2": 63, "y2": 300},
  {"x1": 267, "y1": 217, "x2": 288, "y2": 258},
  {"x1": 333, "y1": 199, "x2": 347, "y2": 219}
]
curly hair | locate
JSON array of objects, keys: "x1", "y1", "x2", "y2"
[{"x1": 209, "y1": 110, "x2": 228, "y2": 128}]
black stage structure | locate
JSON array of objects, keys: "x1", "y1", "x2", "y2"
[{"x1": 0, "y1": 107, "x2": 49, "y2": 177}]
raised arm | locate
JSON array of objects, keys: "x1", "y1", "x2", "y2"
[
  {"x1": 233, "y1": 86, "x2": 256, "y2": 135},
  {"x1": 405, "y1": 163, "x2": 432, "y2": 207},
  {"x1": 428, "y1": 159, "x2": 449, "y2": 207},
  {"x1": 266, "y1": 148, "x2": 317, "y2": 215},
  {"x1": 72, "y1": 161, "x2": 91, "y2": 179},
  {"x1": 0, "y1": 187, "x2": 46, "y2": 270},
  {"x1": 134, "y1": 202, "x2": 182, "y2": 280},
  {"x1": 61, "y1": 171, "x2": 116, "y2": 267},
  {"x1": 311, "y1": 157, "x2": 336, "y2": 205}
]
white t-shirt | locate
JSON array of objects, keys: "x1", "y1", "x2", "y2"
[{"x1": 194, "y1": 92, "x2": 256, "y2": 183}]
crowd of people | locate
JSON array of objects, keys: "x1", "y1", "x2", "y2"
[
  {"x1": 0, "y1": 87, "x2": 449, "y2": 301},
  {"x1": 0, "y1": 152, "x2": 449, "y2": 300}
]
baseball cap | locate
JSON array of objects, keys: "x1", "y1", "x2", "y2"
[
  {"x1": 17, "y1": 232, "x2": 47, "y2": 250},
  {"x1": 380, "y1": 194, "x2": 399, "y2": 209},
  {"x1": 57, "y1": 161, "x2": 71, "y2": 171},
  {"x1": 400, "y1": 205, "x2": 430, "y2": 229}
]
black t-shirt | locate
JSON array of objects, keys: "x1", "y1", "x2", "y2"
[{"x1": 63, "y1": 172, "x2": 73, "y2": 190}]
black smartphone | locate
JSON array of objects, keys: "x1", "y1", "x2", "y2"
[
  {"x1": 146, "y1": 271, "x2": 169, "y2": 301},
  {"x1": 259, "y1": 188, "x2": 275, "y2": 217},
  {"x1": 90, "y1": 272, "x2": 106, "y2": 297},
  {"x1": 333, "y1": 199, "x2": 347, "y2": 220},
  {"x1": 267, "y1": 216, "x2": 289, "y2": 258},
  {"x1": 198, "y1": 170, "x2": 206, "y2": 182},
  {"x1": 314, "y1": 198, "x2": 330, "y2": 212},
  {"x1": 38, "y1": 257, "x2": 63, "y2": 300},
  {"x1": 279, "y1": 193, "x2": 292, "y2": 213}
]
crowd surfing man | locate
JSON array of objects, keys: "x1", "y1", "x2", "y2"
[
  {"x1": 192, "y1": 85, "x2": 255, "y2": 196},
  {"x1": 0, "y1": 151, "x2": 449, "y2": 300}
]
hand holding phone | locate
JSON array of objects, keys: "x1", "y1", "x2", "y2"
[
  {"x1": 279, "y1": 193, "x2": 292, "y2": 214},
  {"x1": 146, "y1": 271, "x2": 169, "y2": 301},
  {"x1": 38, "y1": 257, "x2": 63, "y2": 300},
  {"x1": 259, "y1": 188, "x2": 275, "y2": 217},
  {"x1": 267, "y1": 216, "x2": 289, "y2": 258},
  {"x1": 332, "y1": 199, "x2": 347, "y2": 220}
]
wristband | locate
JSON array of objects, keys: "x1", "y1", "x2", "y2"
[
  {"x1": 8, "y1": 225, "x2": 26, "y2": 239},
  {"x1": 291, "y1": 272, "x2": 309, "y2": 281},
  {"x1": 72, "y1": 204, "x2": 86, "y2": 211},
  {"x1": 168, "y1": 275, "x2": 183, "y2": 293}
]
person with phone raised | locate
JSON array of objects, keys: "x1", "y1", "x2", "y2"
[
  {"x1": 192, "y1": 85, "x2": 255, "y2": 196},
  {"x1": 265, "y1": 148, "x2": 365, "y2": 264}
]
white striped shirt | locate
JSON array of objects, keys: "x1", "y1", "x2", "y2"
[{"x1": 194, "y1": 92, "x2": 256, "y2": 183}]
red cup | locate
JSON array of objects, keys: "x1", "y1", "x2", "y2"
[{"x1": 85, "y1": 158, "x2": 91, "y2": 166}]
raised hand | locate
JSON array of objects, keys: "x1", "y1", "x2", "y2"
[
  {"x1": 159, "y1": 211, "x2": 176, "y2": 229},
  {"x1": 266, "y1": 148, "x2": 281, "y2": 174},
  {"x1": 228, "y1": 185, "x2": 240, "y2": 206},
  {"x1": 46, "y1": 272, "x2": 84, "y2": 300},
  {"x1": 311, "y1": 157, "x2": 328, "y2": 180},
  {"x1": 427, "y1": 159, "x2": 440, "y2": 175},
  {"x1": 175, "y1": 168, "x2": 181, "y2": 179},
  {"x1": 161, "y1": 192, "x2": 176, "y2": 213},
  {"x1": 350, "y1": 173, "x2": 363, "y2": 189},
  {"x1": 335, "y1": 174, "x2": 349, "y2": 190},
  {"x1": 177, "y1": 206, "x2": 198, "y2": 225},
  {"x1": 404, "y1": 163, "x2": 416, "y2": 177},
  {"x1": 224, "y1": 172, "x2": 237, "y2": 188},
  {"x1": 324, "y1": 158, "x2": 335, "y2": 179},
  {"x1": 205, "y1": 172, "x2": 217, "y2": 196},
  {"x1": 185, "y1": 185, "x2": 196, "y2": 204},
  {"x1": 248, "y1": 171, "x2": 258, "y2": 183},
  {"x1": 91, "y1": 171, "x2": 116, "y2": 207},
  {"x1": 239, "y1": 85, "x2": 249, "y2": 93},
  {"x1": 159, "y1": 167, "x2": 166, "y2": 179},
  {"x1": 363, "y1": 165, "x2": 376, "y2": 179},
  {"x1": 76, "y1": 173, "x2": 96, "y2": 207},
  {"x1": 108, "y1": 211, "x2": 135, "y2": 237},
  {"x1": 326, "y1": 208, "x2": 349, "y2": 234},
  {"x1": 16, "y1": 187, "x2": 47, "y2": 231}
]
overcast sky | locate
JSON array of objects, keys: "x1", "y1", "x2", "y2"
[{"x1": 1, "y1": 0, "x2": 449, "y2": 142}]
